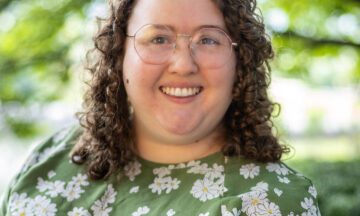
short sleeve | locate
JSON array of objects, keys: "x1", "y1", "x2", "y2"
[
  {"x1": 221, "y1": 181, "x2": 321, "y2": 216},
  {"x1": 221, "y1": 161, "x2": 321, "y2": 216},
  {"x1": 275, "y1": 164, "x2": 321, "y2": 216},
  {"x1": 0, "y1": 125, "x2": 80, "y2": 216}
]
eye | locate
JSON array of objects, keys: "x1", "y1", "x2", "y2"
[
  {"x1": 151, "y1": 36, "x2": 170, "y2": 44},
  {"x1": 199, "y1": 37, "x2": 219, "y2": 45}
]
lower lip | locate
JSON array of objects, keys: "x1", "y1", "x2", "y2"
[{"x1": 161, "y1": 91, "x2": 200, "y2": 104}]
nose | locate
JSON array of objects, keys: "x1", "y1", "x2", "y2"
[{"x1": 167, "y1": 36, "x2": 199, "y2": 76}]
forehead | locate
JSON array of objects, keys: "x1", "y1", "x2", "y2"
[{"x1": 127, "y1": 0, "x2": 226, "y2": 33}]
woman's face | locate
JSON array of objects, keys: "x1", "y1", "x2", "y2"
[{"x1": 123, "y1": 0, "x2": 236, "y2": 145}]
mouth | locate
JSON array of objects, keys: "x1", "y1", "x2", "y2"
[{"x1": 160, "y1": 86, "x2": 202, "y2": 97}]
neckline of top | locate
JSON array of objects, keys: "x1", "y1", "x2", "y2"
[{"x1": 135, "y1": 150, "x2": 226, "y2": 169}]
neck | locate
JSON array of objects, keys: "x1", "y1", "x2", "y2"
[{"x1": 134, "y1": 127, "x2": 226, "y2": 164}]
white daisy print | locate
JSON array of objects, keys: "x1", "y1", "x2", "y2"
[
  {"x1": 191, "y1": 178, "x2": 220, "y2": 202},
  {"x1": 37, "y1": 172, "x2": 89, "y2": 201},
  {"x1": 9, "y1": 193, "x2": 29, "y2": 213},
  {"x1": 90, "y1": 184, "x2": 117, "y2": 216},
  {"x1": 149, "y1": 177, "x2": 167, "y2": 194},
  {"x1": 130, "y1": 186, "x2": 139, "y2": 194},
  {"x1": 188, "y1": 163, "x2": 210, "y2": 175},
  {"x1": 239, "y1": 163, "x2": 260, "y2": 179},
  {"x1": 165, "y1": 177, "x2": 181, "y2": 194},
  {"x1": 101, "y1": 185, "x2": 117, "y2": 204},
  {"x1": 28, "y1": 195, "x2": 57, "y2": 216},
  {"x1": 166, "y1": 209, "x2": 176, "y2": 216},
  {"x1": 124, "y1": 160, "x2": 142, "y2": 181},
  {"x1": 47, "y1": 170, "x2": 56, "y2": 179},
  {"x1": 251, "y1": 181, "x2": 269, "y2": 192},
  {"x1": 257, "y1": 202, "x2": 281, "y2": 216},
  {"x1": 91, "y1": 200, "x2": 112, "y2": 216},
  {"x1": 12, "y1": 208, "x2": 34, "y2": 216},
  {"x1": 301, "y1": 197, "x2": 314, "y2": 210},
  {"x1": 62, "y1": 184, "x2": 84, "y2": 201},
  {"x1": 68, "y1": 207, "x2": 91, "y2": 216},
  {"x1": 45, "y1": 180, "x2": 65, "y2": 198},
  {"x1": 214, "y1": 177, "x2": 228, "y2": 196},
  {"x1": 308, "y1": 185, "x2": 317, "y2": 198},
  {"x1": 11, "y1": 207, "x2": 36, "y2": 216},
  {"x1": 187, "y1": 160, "x2": 201, "y2": 167},
  {"x1": 37, "y1": 177, "x2": 51, "y2": 192},
  {"x1": 70, "y1": 173, "x2": 89, "y2": 187},
  {"x1": 277, "y1": 176, "x2": 290, "y2": 184},
  {"x1": 239, "y1": 190, "x2": 268, "y2": 215},
  {"x1": 221, "y1": 205, "x2": 241, "y2": 216},
  {"x1": 274, "y1": 188, "x2": 283, "y2": 197},
  {"x1": 176, "y1": 163, "x2": 186, "y2": 168},
  {"x1": 199, "y1": 212, "x2": 209, "y2": 216},
  {"x1": 205, "y1": 163, "x2": 224, "y2": 180},
  {"x1": 300, "y1": 197, "x2": 319, "y2": 216},
  {"x1": 153, "y1": 167, "x2": 171, "y2": 177},
  {"x1": 132, "y1": 206, "x2": 150, "y2": 216},
  {"x1": 90, "y1": 185, "x2": 117, "y2": 216},
  {"x1": 266, "y1": 163, "x2": 290, "y2": 176}
]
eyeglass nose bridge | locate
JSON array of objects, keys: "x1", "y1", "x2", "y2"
[{"x1": 173, "y1": 33, "x2": 196, "y2": 54}]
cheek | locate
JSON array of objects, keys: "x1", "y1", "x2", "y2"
[
  {"x1": 123, "y1": 45, "x2": 137, "y2": 82},
  {"x1": 123, "y1": 49, "x2": 164, "y2": 97},
  {"x1": 123, "y1": 47, "x2": 146, "y2": 89},
  {"x1": 123, "y1": 49, "x2": 140, "y2": 100},
  {"x1": 209, "y1": 64, "x2": 236, "y2": 91},
  {"x1": 222, "y1": 58, "x2": 237, "y2": 91}
]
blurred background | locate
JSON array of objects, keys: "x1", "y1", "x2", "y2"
[{"x1": 0, "y1": 0, "x2": 359, "y2": 215}]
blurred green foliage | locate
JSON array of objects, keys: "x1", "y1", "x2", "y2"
[
  {"x1": 4, "y1": 116, "x2": 43, "y2": 137},
  {"x1": 260, "y1": 0, "x2": 360, "y2": 86},
  {"x1": 291, "y1": 160, "x2": 360, "y2": 216},
  {"x1": 0, "y1": 0, "x2": 91, "y2": 104},
  {"x1": 0, "y1": 0, "x2": 359, "y2": 138},
  {"x1": 0, "y1": 0, "x2": 93, "y2": 137},
  {"x1": 0, "y1": 1, "x2": 359, "y2": 213}
]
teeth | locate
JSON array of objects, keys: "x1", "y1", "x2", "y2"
[{"x1": 161, "y1": 87, "x2": 201, "y2": 97}]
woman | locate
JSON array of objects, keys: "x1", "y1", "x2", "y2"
[{"x1": 1, "y1": 0, "x2": 321, "y2": 215}]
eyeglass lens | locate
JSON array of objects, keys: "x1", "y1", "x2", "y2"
[{"x1": 133, "y1": 25, "x2": 234, "y2": 68}]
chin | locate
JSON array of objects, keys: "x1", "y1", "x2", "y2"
[{"x1": 165, "y1": 127, "x2": 197, "y2": 137}]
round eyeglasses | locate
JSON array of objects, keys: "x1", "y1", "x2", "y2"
[{"x1": 126, "y1": 24, "x2": 238, "y2": 68}]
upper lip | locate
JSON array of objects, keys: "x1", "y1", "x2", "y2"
[{"x1": 159, "y1": 82, "x2": 203, "y2": 89}]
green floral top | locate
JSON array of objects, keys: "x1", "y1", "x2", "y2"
[{"x1": 1, "y1": 126, "x2": 321, "y2": 216}]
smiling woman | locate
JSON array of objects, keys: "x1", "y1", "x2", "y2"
[
  {"x1": 0, "y1": 0, "x2": 321, "y2": 215},
  {"x1": 123, "y1": 0, "x2": 237, "y2": 160}
]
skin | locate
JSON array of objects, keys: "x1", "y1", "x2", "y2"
[{"x1": 123, "y1": 0, "x2": 236, "y2": 163}]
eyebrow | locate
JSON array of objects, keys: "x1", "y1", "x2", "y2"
[
  {"x1": 127, "y1": 24, "x2": 229, "y2": 36},
  {"x1": 170, "y1": 24, "x2": 228, "y2": 33},
  {"x1": 193, "y1": 24, "x2": 227, "y2": 32},
  {"x1": 147, "y1": 24, "x2": 228, "y2": 33}
]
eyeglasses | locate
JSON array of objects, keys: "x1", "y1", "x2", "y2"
[{"x1": 126, "y1": 24, "x2": 238, "y2": 68}]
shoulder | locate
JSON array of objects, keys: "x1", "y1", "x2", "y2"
[
  {"x1": 221, "y1": 157, "x2": 321, "y2": 216},
  {"x1": 0, "y1": 125, "x2": 90, "y2": 215},
  {"x1": 2, "y1": 125, "x2": 84, "y2": 195},
  {"x1": 18, "y1": 125, "x2": 82, "y2": 175}
]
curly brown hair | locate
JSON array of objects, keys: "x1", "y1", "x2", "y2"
[{"x1": 71, "y1": 0, "x2": 289, "y2": 180}]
